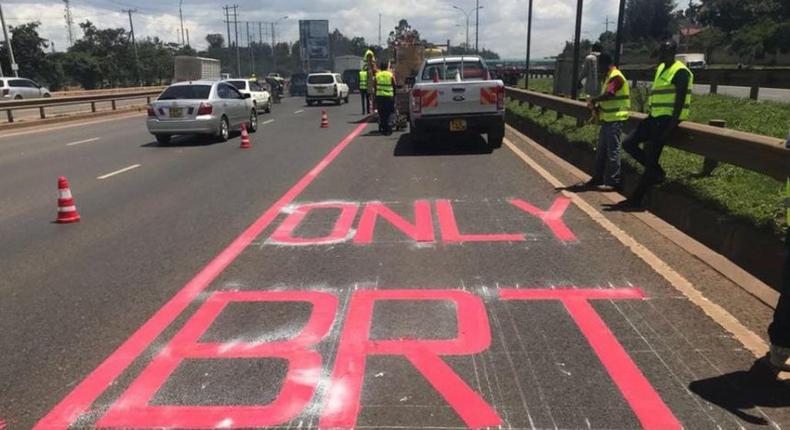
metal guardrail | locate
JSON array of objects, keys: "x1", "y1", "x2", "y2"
[
  {"x1": 52, "y1": 86, "x2": 167, "y2": 98},
  {"x1": 506, "y1": 87, "x2": 789, "y2": 181},
  {"x1": 524, "y1": 67, "x2": 790, "y2": 99},
  {"x1": 0, "y1": 89, "x2": 163, "y2": 123}
]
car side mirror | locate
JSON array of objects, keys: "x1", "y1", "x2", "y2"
[{"x1": 243, "y1": 93, "x2": 251, "y2": 99}]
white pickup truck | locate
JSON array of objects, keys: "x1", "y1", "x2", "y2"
[{"x1": 408, "y1": 56, "x2": 505, "y2": 147}]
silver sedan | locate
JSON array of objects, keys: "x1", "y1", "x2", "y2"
[{"x1": 146, "y1": 80, "x2": 258, "y2": 145}]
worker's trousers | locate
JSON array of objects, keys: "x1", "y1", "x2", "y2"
[
  {"x1": 769, "y1": 231, "x2": 790, "y2": 347},
  {"x1": 360, "y1": 89, "x2": 369, "y2": 114},
  {"x1": 376, "y1": 96, "x2": 394, "y2": 134},
  {"x1": 622, "y1": 116, "x2": 673, "y2": 201},
  {"x1": 593, "y1": 121, "x2": 623, "y2": 187}
]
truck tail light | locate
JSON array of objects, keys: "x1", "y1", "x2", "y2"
[
  {"x1": 197, "y1": 102, "x2": 213, "y2": 115},
  {"x1": 146, "y1": 105, "x2": 156, "y2": 117},
  {"x1": 412, "y1": 89, "x2": 422, "y2": 113},
  {"x1": 496, "y1": 85, "x2": 505, "y2": 110}
]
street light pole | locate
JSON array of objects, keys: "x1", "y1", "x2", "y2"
[
  {"x1": 570, "y1": 0, "x2": 584, "y2": 100},
  {"x1": 614, "y1": 0, "x2": 625, "y2": 65},
  {"x1": 0, "y1": 1, "x2": 18, "y2": 77},
  {"x1": 475, "y1": 0, "x2": 479, "y2": 53},
  {"x1": 179, "y1": 0, "x2": 186, "y2": 47},
  {"x1": 525, "y1": 0, "x2": 533, "y2": 90},
  {"x1": 452, "y1": 4, "x2": 483, "y2": 54}
]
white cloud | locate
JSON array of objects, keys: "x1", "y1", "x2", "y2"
[{"x1": 1, "y1": 0, "x2": 624, "y2": 59}]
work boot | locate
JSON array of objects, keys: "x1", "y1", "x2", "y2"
[{"x1": 769, "y1": 345, "x2": 790, "y2": 371}]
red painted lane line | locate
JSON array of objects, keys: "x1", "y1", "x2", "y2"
[
  {"x1": 500, "y1": 288, "x2": 682, "y2": 430},
  {"x1": 34, "y1": 120, "x2": 371, "y2": 430}
]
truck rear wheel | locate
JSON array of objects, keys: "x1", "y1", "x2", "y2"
[{"x1": 488, "y1": 128, "x2": 504, "y2": 148}]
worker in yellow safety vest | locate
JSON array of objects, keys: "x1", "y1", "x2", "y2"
[
  {"x1": 373, "y1": 62, "x2": 396, "y2": 135},
  {"x1": 768, "y1": 178, "x2": 790, "y2": 371},
  {"x1": 606, "y1": 40, "x2": 693, "y2": 209},
  {"x1": 359, "y1": 68, "x2": 369, "y2": 115},
  {"x1": 579, "y1": 52, "x2": 630, "y2": 192}
]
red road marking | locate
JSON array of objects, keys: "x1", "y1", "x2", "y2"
[
  {"x1": 500, "y1": 288, "x2": 682, "y2": 430},
  {"x1": 353, "y1": 200, "x2": 435, "y2": 244},
  {"x1": 97, "y1": 291, "x2": 338, "y2": 429},
  {"x1": 435, "y1": 199, "x2": 526, "y2": 243},
  {"x1": 509, "y1": 197, "x2": 577, "y2": 242},
  {"x1": 33, "y1": 120, "x2": 370, "y2": 430},
  {"x1": 0, "y1": 418, "x2": 7, "y2": 430},
  {"x1": 269, "y1": 202, "x2": 360, "y2": 245},
  {"x1": 320, "y1": 289, "x2": 502, "y2": 429}
]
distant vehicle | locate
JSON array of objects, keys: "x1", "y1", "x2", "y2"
[
  {"x1": 342, "y1": 69, "x2": 361, "y2": 93},
  {"x1": 146, "y1": 80, "x2": 257, "y2": 145},
  {"x1": 226, "y1": 79, "x2": 272, "y2": 113},
  {"x1": 306, "y1": 73, "x2": 350, "y2": 106},
  {"x1": 334, "y1": 55, "x2": 363, "y2": 76},
  {"x1": 409, "y1": 56, "x2": 505, "y2": 147},
  {"x1": 221, "y1": 73, "x2": 231, "y2": 80},
  {"x1": 173, "y1": 56, "x2": 221, "y2": 82},
  {"x1": 675, "y1": 53, "x2": 706, "y2": 69},
  {"x1": 289, "y1": 73, "x2": 307, "y2": 96},
  {"x1": 1, "y1": 78, "x2": 51, "y2": 100}
]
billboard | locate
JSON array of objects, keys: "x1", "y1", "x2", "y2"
[{"x1": 299, "y1": 20, "x2": 330, "y2": 72}]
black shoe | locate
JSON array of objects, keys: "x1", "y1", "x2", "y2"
[{"x1": 603, "y1": 197, "x2": 644, "y2": 212}]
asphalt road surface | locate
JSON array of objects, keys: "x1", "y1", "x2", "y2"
[{"x1": 1, "y1": 96, "x2": 788, "y2": 430}]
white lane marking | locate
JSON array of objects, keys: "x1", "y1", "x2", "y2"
[
  {"x1": 97, "y1": 164, "x2": 141, "y2": 180},
  {"x1": 263, "y1": 119, "x2": 275, "y2": 125},
  {"x1": 66, "y1": 137, "x2": 100, "y2": 146},
  {"x1": 504, "y1": 137, "x2": 768, "y2": 358},
  {"x1": 294, "y1": 109, "x2": 304, "y2": 114}
]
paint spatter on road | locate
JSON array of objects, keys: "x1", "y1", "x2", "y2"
[{"x1": 0, "y1": 418, "x2": 8, "y2": 430}]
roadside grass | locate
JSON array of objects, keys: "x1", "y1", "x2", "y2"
[{"x1": 506, "y1": 94, "x2": 787, "y2": 238}]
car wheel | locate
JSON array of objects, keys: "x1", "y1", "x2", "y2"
[
  {"x1": 265, "y1": 100, "x2": 272, "y2": 113},
  {"x1": 14, "y1": 95, "x2": 22, "y2": 100},
  {"x1": 216, "y1": 116, "x2": 230, "y2": 142},
  {"x1": 248, "y1": 110, "x2": 258, "y2": 133},
  {"x1": 336, "y1": 97, "x2": 342, "y2": 105},
  {"x1": 155, "y1": 134, "x2": 171, "y2": 145},
  {"x1": 306, "y1": 100, "x2": 314, "y2": 106},
  {"x1": 410, "y1": 124, "x2": 424, "y2": 144},
  {"x1": 344, "y1": 95, "x2": 350, "y2": 103},
  {"x1": 43, "y1": 93, "x2": 51, "y2": 98},
  {"x1": 488, "y1": 128, "x2": 504, "y2": 148}
]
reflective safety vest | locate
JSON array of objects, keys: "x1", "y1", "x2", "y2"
[
  {"x1": 375, "y1": 70, "x2": 394, "y2": 97},
  {"x1": 359, "y1": 69, "x2": 368, "y2": 91},
  {"x1": 648, "y1": 60, "x2": 693, "y2": 120},
  {"x1": 364, "y1": 49, "x2": 376, "y2": 62},
  {"x1": 598, "y1": 67, "x2": 630, "y2": 122}
]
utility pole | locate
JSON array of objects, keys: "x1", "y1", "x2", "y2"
[
  {"x1": 123, "y1": 9, "x2": 141, "y2": 85},
  {"x1": 604, "y1": 15, "x2": 611, "y2": 33},
  {"x1": 223, "y1": 5, "x2": 231, "y2": 50},
  {"x1": 525, "y1": 0, "x2": 533, "y2": 90},
  {"x1": 452, "y1": 4, "x2": 482, "y2": 54},
  {"x1": 186, "y1": 28, "x2": 190, "y2": 46},
  {"x1": 475, "y1": 0, "x2": 479, "y2": 53},
  {"x1": 271, "y1": 22, "x2": 276, "y2": 73},
  {"x1": 232, "y1": 4, "x2": 240, "y2": 77},
  {"x1": 570, "y1": 0, "x2": 584, "y2": 99},
  {"x1": 63, "y1": 0, "x2": 75, "y2": 46},
  {"x1": 247, "y1": 21, "x2": 255, "y2": 76},
  {"x1": 614, "y1": 0, "x2": 625, "y2": 65},
  {"x1": 179, "y1": 0, "x2": 185, "y2": 47},
  {"x1": 378, "y1": 14, "x2": 381, "y2": 47},
  {"x1": 0, "y1": 1, "x2": 18, "y2": 77}
]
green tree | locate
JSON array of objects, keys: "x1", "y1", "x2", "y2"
[
  {"x1": 387, "y1": 19, "x2": 421, "y2": 48},
  {"x1": 61, "y1": 51, "x2": 102, "y2": 89},
  {"x1": 624, "y1": 0, "x2": 676, "y2": 41},
  {"x1": 0, "y1": 22, "x2": 49, "y2": 82},
  {"x1": 206, "y1": 33, "x2": 224, "y2": 49}
]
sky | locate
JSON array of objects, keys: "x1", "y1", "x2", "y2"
[{"x1": 0, "y1": 0, "x2": 624, "y2": 59}]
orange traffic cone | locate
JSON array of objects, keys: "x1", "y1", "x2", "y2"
[
  {"x1": 56, "y1": 176, "x2": 80, "y2": 224},
  {"x1": 240, "y1": 123, "x2": 251, "y2": 149},
  {"x1": 320, "y1": 111, "x2": 329, "y2": 128}
]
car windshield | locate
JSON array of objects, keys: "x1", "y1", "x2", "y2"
[
  {"x1": 158, "y1": 85, "x2": 212, "y2": 100},
  {"x1": 308, "y1": 75, "x2": 334, "y2": 84},
  {"x1": 421, "y1": 61, "x2": 487, "y2": 81},
  {"x1": 226, "y1": 80, "x2": 247, "y2": 90}
]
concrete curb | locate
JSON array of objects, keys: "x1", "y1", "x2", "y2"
[{"x1": 505, "y1": 111, "x2": 784, "y2": 292}]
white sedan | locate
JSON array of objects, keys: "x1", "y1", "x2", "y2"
[{"x1": 226, "y1": 79, "x2": 272, "y2": 113}]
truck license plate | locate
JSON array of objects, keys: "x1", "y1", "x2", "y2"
[
  {"x1": 170, "y1": 107, "x2": 183, "y2": 118},
  {"x1": 449, "y1": 119, "x2": 467, "y2": 132}
]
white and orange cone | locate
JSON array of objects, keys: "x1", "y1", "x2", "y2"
[
  {"x1": 56, "y1": 176, "x2": 80, "y2": 224},
  {"x1": 320, "y1": 110, "x2": 329, "y2": 128},
  {"x1": 240, "y1": 123, "x2": 251, "y2": 149}
]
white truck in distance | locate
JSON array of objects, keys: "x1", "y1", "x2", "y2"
[
  {"x1": 409, "y1": 56, "x2": 505, "y2": 147},
  {"x1": 174, "y1": 56, "x2": 221, "y2": 82}
]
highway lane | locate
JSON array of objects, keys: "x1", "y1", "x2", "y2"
[{"x1": 1, "y1": 96, "x2": 788, "y2": 429}]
